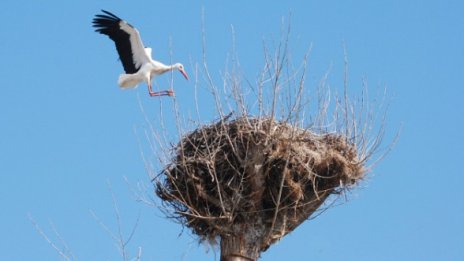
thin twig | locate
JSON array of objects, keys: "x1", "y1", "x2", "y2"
[{"x1": 28, "y1": 214, "x2": 73, "y2": 261}]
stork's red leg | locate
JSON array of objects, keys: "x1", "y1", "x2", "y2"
[
  {"x1": 147, "y1": 77, "x2": 174, "y2": 97},
  {"x1": 147, "y1": 79, "x2": 160, "y2": 96},
  {"x1": 147, "y1": 80, "x2": 154, "y2": 95},
  {"x1": 165, "y1": 90, "x2": 175, "y2": 96},
  {"x1": 150, "y1": 91, "x2": 174, "y2": 97}
]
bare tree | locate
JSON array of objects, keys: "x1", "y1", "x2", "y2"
[{"x1": 146, "y1": 20, "x2": 393, "y2": 261}]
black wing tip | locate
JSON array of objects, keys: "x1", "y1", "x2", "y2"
[
  {"x1": 100, "y1": 10, "x2": 122, "y2": 20},
  {"x1": 92, "y1": 10, "x2": 122, "y2": 23},
  {"x1": 92, "y1": 10, "x2": 124, "y2": 32}
]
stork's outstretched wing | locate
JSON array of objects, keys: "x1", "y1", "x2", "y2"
[{"x1": 92, "y1": 10, "x2": 151, "y2": 74}]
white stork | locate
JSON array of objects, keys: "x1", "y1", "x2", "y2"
[{"x1": 92, "y1": 10, "x2": 189, "y2": 97}]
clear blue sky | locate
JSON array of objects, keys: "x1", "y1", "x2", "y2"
[{"x1": 1, "y1": 1, "x2": 463, "y2": 260}]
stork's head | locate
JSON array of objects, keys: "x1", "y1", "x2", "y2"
[{"x1": 176, "y1": 63, "x2": 189, "y2": 80}]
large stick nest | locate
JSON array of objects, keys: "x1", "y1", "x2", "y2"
[{"x1": 155, "y1": 116, "x2": 365, "y2": 251}]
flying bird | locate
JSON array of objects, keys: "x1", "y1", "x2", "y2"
[{"x1": 92, "y1": 10, "x2": 189, "y2": 97}]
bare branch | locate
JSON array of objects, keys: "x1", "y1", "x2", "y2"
[
  {"x1": 29, "y1": 214, "x2": 74, "y2": 261},
  {"x1": 90, "y1": 181, "x2": 143, "y2": 261}
]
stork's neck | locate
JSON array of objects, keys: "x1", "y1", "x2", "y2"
[
  {"x1": 151, "y1": 61, "x2": 179, "y2": 74},
  {"x1": 167, "y1": 63, "x2": 181, "y2": 71}
]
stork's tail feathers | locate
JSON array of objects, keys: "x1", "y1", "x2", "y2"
[{"x1": 118, "y1": 73, "x2": 142, "y2": 89}]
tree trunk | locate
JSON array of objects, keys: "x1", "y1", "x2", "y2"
[{"x1": 220, "y1": 234, "x2": 260, "y2": 261}]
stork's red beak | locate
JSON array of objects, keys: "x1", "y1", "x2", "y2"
[{"x1": 179, "y1": 68, "x2": 189, "y2": 80}]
